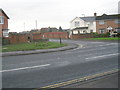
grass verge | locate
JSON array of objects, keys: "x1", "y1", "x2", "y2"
[
  {"x1": 2, "y1": 41, "x2": 67, "y2": 52},
  {"x1": 87, "y1": 37, "x2": 119, "y2": 40}
]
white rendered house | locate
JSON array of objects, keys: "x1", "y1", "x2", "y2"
[{"x1": 69, "y1": 14, "x2": 97, "y2": 37}]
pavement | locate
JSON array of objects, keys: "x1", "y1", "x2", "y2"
[{"x1": 2, "y1": 43, "x2": 78, "y2": 57}]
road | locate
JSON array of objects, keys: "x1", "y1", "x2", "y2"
[
  {"x1": 64, "y1": 72, "x2": 118, "y2": 88},
  {"x1": 2, "y1": 39, "x2": 119, "y2": 88}
]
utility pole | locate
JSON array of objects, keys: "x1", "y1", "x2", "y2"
[
  {"x1": 36, "y1": 20, "x2": 37, "y2": 29},
  {"x1": 24, "y1": 22, "x2": 25, "y2": 31}
]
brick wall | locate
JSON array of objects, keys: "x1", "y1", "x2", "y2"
[
  {"x1": 43, "y1": 32, "x2": 68, "y2": 39},
  {"x1": 32, "y1": 33, "x2": 43, "y2": 40},
  {"x1": 70, "y1": 34, "x2": 94, "y2": 39},
  {"x1": 8, "y1": 33, "x2": 43, "y2": 44},
  {"x1": 9, "y1": 34, "x2": 28, "y2": 44}
]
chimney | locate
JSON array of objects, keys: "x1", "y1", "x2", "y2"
[{"x1": 94, "y1": 13, "x2": 97, "y2": 16}]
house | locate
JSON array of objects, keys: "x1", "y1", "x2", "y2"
[
  {"x1": 69, "y1": 13, "x2": 97, "y2": 38},
  {"x1": 0, "y1": 9, "x2": 9, "y2": 37},
  {"x1": 96, "y1": 14, "x2": 120, "y2": 36}
]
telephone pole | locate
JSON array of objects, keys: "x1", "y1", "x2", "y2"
[
  {"x1": 36, "y1": 20, "x2": 37, "y2": 29},
  {"x1": 24, "y1": 22, "x2": 25, "y2": 31}
]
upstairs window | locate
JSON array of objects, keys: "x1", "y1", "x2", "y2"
[
  {"x1": 114, "y1": 19, "x2": 120, "y2": 24},
  {"x1": 0, "y1": 16, "x2": 4, "y2": 24},
  {"x1": 99, "y1": 20, "x2": 105, "y2": 25},
  {"x1": 74, "y1": 21, "x2": 80, "y2": 27}
]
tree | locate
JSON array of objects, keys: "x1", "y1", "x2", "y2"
[
  {"x1": 48, "y1": 27, "x2": 52, "y2": 32},
  {"x1": 59, "y1": 26, "x2": 63, "y2": 32}
]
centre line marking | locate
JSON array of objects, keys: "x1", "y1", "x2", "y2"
[
  {"x1": 86, "y1": 53, "x2": 119, "y2": 60},
  {"x1": 0, "y1": 64, "x2": 50, "y2": 73}
]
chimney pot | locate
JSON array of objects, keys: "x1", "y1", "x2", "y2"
[{"x1": 94, "y1": 13, "x2": 97, "y2": 16}]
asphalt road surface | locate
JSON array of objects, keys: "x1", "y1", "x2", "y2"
[
  {"x1": 2, "y1": 39, "x2": 119, "y2": 88},
  {"x1": 64, "y1": 73, "x2": 118, "y2": 88}
]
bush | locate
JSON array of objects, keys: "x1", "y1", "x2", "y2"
[
  {"x1": 2, "y1": 37, "x2": 10, "y2": 45},
  {"x1": 93, "y1": 32, "x2": 110, "y2": 38}
]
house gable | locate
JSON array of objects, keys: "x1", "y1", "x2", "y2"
[
  {"x1": 70, "y1": 17, "x2": 85, "y2": 29},
  {"x1": 0, "y1": 9, "x2": 9, "y2": 37}
]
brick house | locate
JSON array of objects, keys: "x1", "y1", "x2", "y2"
[
  {"x1": 0, "y1": 9, "x2": 9, "y2": 37},
  {"x1": 96, "y1": 14, "x2": 120, "y2": 36}
]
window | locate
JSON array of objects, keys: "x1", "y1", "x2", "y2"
[
  {"x1": 73, "y1": 30, "x2": 78, "y2": 34},
  {"x1": 99, "y1": 20, "x2": 105, "y2": 25},
  {"x1": 114, "y1": 19, "x2": 120, "y2": 24},
  {"x1": 74, "y1": 21, "x2": 80, "y2": 27},
  {"x1": 3, "y1": 30, "x2": 9, "y2": 37},
  {"x1": 115, "y1": 28, "x2": 120, "y2": 33},
  {"x1": 90, "y1": 30, "x2": 93, "y2": 33},
  {"x1": 99, "y1": 29, "x2": 105, "y2": 34},
  {"x1": 0, "y1": 16, "x2": 4, "y2": 24}
]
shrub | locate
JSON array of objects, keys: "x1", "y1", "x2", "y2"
[
  {"x1": 93, "y1": 32, "x2": 110, "y2": 38},
  {"x1": 2, "y1": 37, "x2": 10, "y2": 45}
]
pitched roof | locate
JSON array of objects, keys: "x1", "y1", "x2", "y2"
[
  {"x1": 96, "y1": 14, "x2": 120, "y2": 20},
  {"x1": 0, "y1": 8, "x2": 9, "y2": 19},
  {"x1": 80, "y1": 16, "x2": 96, "y2": 22}
]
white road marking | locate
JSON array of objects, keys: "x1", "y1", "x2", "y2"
[
  {"x1": 0, "y1": 64, "x2": 50, "y2": 73},
  {"x1": 73, "y1": 44, "x2": 83, "y2": 50},
  {"x1": 65, "y1": 46, "x2": 116, "y2": 55},
  {"x1": 86, "y1": 53, "x2": 119, "y2": 60},
  {"x1": 97, "y1": 43, "x2": 117, "y2": 47}
]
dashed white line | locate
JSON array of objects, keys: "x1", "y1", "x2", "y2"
[
  {"x1": 86, "y1": 53, "x2": 119, "y2": 60},
  {"x1": 0, "y1": 64, "x2": 50, "y2": 73}
]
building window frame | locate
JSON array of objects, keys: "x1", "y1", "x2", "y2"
[
  {"x1": 99, "y1": 29, "x2": 106, "y2": 34},
  {"x1": 73, "y1": 30, "x2": 78, "y2": 34},
  {"x1": 74, "y1": 21, "x2": 80, "y2": 27},
  {"x1": 3, "y1": 29, "x2": 9, "y2": 37},
  {"x1": 90, "y1": 29, "x2": 93, "y2": 33},
  {"x1": 114, "y1": 19, "x2": 120, "y2": 24},
  {"x1": 115, "y1": 27, "x2": 120, "y2": 33},
  {"x1": 99, "y1": 20, "x2": 105, "y2": 25},
  {"x1": 0, "y1": 16, "x2": 4, "y2": 24}
]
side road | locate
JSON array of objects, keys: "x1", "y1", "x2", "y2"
[{"x1": 2, "y1": 43, "x2": 78, "y2": 57}]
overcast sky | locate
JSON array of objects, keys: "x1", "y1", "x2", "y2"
[{"x1": 0, "y1": 0, "x2": 119, "y2": 32}]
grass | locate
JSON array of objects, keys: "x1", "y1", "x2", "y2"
[
  {"x1": 2, "y1": 41, "x2": 67, "y2": 52},
  {"x1": 87, "y1": 37, "x2": 119, "y2": 40}
]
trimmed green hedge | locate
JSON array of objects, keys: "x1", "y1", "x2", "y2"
[{"x1": 92, "y1": 32, "x2": 110, "y2": 38}]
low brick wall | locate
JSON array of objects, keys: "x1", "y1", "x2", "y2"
[
  {"x1": 9, "y1": 34, "x2": 29, "y2": 44},
  {"x1": 6, "y1": 33, "x2": 43, "y2": 44},
  {"x1": 70, "y1": 34, "x2": 94, "y2": 39},
  {"x1": 43, "y1": 32, "x2": 69, "y2": 39}
]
